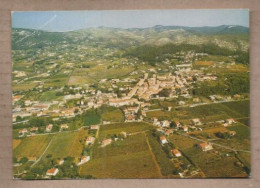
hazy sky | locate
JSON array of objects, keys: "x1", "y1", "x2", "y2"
[{"x1": 12, "y1": 9, "x2": 249, "y2": 32}]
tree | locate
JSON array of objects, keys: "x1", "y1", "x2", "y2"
[
  {"x1": 16, "y1": 116, "x2": 23, "y2": 122},
  {"x1": 46, "y1": 154, "x2": 52, "y2": 158},
  {"x1": 74, "y1": 109, "x2": 79, "y2": 114},
  {"x1": 170, "y1": 121, "x2": 176, "y2": 128},
  {"x1": 13, "y1": 157, "x2": 18, "y2": 163},
  {"x1": 20, "y1": 157, "x2": 28, "y2": 164},
  {"x1": 31, "y1": 167, "x2": 44, "y2": 175}
]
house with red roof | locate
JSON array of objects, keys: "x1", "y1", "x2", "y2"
[
  {"x1": 77, "y1": 155, "x2": 90, "y2": 166},
  {"x1": 85, "y1": 136, "x2": 95, "y2": 145},
  {"x1": 172, "y1": 149, "x2": 182, "y2": 157},
  {"x1": 46, "y1": 168, "x2": 59, "y2": 176},
  {"x1": 199, "y1": 142, "x2": 213, "y2": 151},
  {"x1": 160, "y1": 136, "x2": 168, "y2": 144}
]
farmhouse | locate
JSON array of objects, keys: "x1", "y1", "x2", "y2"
[
  {"x1": 125, "y1": 114, "x2": 136, "y2": 122},
  {"x1": 19, "y1": 129, "x2": 28, "y2": 135},
  {"x1": 46, "y1": 124, "x2": 53, "y2": 132},
  {"x1": 191, "y1": 118, "x2": 202, "y2": 126},
  {"x1": 152, "y1": 117, "x2": 161, "y2": 126},
  {"x1": 161, "y1": 120, "x2": 171, "y2": 128},
  {"x1": 102, "y1": 138, "x2": 112, "y2": 147},
  {"x1": 172, "y1": 149, "x2": 182, "y2": 157},
  {"x1": 46, "y1": 168, "x2": 59, "y2": 176},
  {"x1": 226, "y1": 118, "x2": 235, "y2": 124},
  {"x1": 58, "y1": 159, "x2": 64, "y2": 165},
  {"x1": 165, "y1": 129, "x2": 174, "y2": 136},
  {"x1": 181, "y1": 125, "x2": 188, "y2": 132},
  {"x1": 90, "y1": 125, "x2": 99, "y2": 130},
  {"x1": 60, "y1": 124, "x2": 69, "y2": 130},
  {"x1": 174, "y1": 120, "x2": 182, "y2": 128},
  {"x1": 30, "y1": 127, "x2": 38, "y2": 132},
  {"x1": 160, "y1": 136, "x2": 168, "y2": 144},
  {"x1": 85, "y1": 136, "x2": 95, "y2": 145},
  {"x1": 77, "y1": 155, "x2": 90, "y2": 166},
  {"x1": 199, "y1": 142, "x2": 213, "y2": 151}
]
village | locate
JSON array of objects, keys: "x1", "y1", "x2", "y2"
[
  {"x1": 12, "y1": 21, "x2": 250, "y2": 179},
  {"x1": 12, "y1": 59, "x2": 246, "y2": 179}
]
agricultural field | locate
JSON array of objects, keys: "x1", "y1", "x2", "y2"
[
  {"x1": 98, "y1": 122, "x2": 154, "y2": 140},
  {"x1": 99, "y1": 106, "x2": 124, "y2": 122},
  {"x1": 12, "y1": 82, "x2": 38, "y2": 92},
  {"x1": 39, "y1": 91, "x2": 62, "y2": 102},
  {"x1": 83, "y1": 110, "x2": 101, "y2": 126},
  {"x1": 80, "y1": 150, "x2": 161, "y2": 178},
  {"x1": 14, "y1": 135, "x2": 53, "y2": 158},
  {"x1": 146, "y1": 132, "x2": 179, "y2": 177},
  {"x1": 212, "y1": 123, "x2": 250, "y2": 151},
  {"x1": 42, "y1": 129, "x2": 87, "y2": 160},
  {"x1": 146, "y1": 110, "x2": 176, "y2": 120},
  {"x1": 13, "y1": 139, "x2": 22, "y2": 149},
  {"x1": 195, "y1": 61, "x2": 214, "y2": 66},
  {"x1": 80, "y1": 126, "x2": 161, "y2": 178},
  {"x1": 168, "y1": 133, "x2": 248, "y2": 177}
]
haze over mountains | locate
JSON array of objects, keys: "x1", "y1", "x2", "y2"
[{"x1": 12, "y1": 25, "x2": 249, "y2": 52}]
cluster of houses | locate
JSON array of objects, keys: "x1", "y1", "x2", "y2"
[
  {"x1": 18, "y1": 123, "x2": 70, "y2": 137},
  {"x1": 153, "y1": 118, "x2": 203, "y2": 133},
  {"x1": 123, "y1": 106, "x2": 140, "y2": 122},
  {"x1": 160, "y1": 135, "x2": 213, "y2": 153},
  {"x1": 152, "y1": 118, "x2": 171, "y2": 128},
  {"x1": 18, "y1": 127, "x2": 39, "y2": 137}
]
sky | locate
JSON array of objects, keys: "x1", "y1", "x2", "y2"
[{"x1": 12, "y1": 9, "x2": 249, "y2": 32}]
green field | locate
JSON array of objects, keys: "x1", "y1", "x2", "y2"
[
  {"x1": 13, "y1": 82, "x2": 38, "y2": 91},
  {"x1": 98, "y1": 122, "x2": 154, "y2": 140},
  {"x1": 168, "y1": 133, "x2": 248, "y2": 177},
  {"x1": 83, "y1": 110, "x2": 101, "y2": 126},
  {"x1": 212, "y1": 123, "x2": 250, "y2": 151},
  {"x1": 39, "y1": 91, "x2": 62, "y2": 102},
  {"x1": 100, "y1": 107, "x2": 124, "y2": 122},
  {"x1": 14, "y1": 135, "x2": 53, "y2": 158},
  {"x1": 222, "y1": 100, "x2": 249, "y2": 117},
  {"x1": 146, "y1": 132, "x2": 177, "y2": 177},
  {"x1": 80, "y1": 150, "x2": 161, "y2": 178},
  {"x1": 93, "y1": 133, "x2": 149, "y2": 159},
  {"x1": 80, "y1": 133, "x2": 161, "y2": 178},
  {"x1": 43, "y1": 129, "x2": 87, "y2": 159},
  {"x1": 184, "y1": 147, "x2": 247, "y2": 177},
  {"x1": 146, "y1": 110, "x2": 176, "y2": 120}
]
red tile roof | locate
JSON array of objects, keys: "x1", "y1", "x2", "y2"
[{"x1": 47, "y1": 168, "x2": 56, "y2": 174}]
